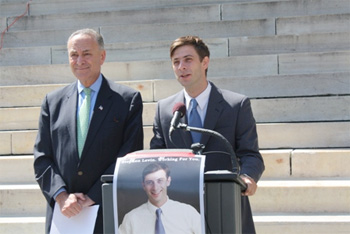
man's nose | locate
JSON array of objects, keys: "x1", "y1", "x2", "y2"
[
  {"x1": 77, "y1": 55, "x2": 84, "y2": 65},
  {"x1": 178, "y1": 61, "x2": 186, "y2": 70}
]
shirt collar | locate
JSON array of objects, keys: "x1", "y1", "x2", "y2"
[
  {"x1": 184, "y1": 82, "x2": 212, "y2": 110},
  {"x1": 77, "y1": 74, "x2": 103, "y2": 94},
  {"x1": 146, "y1": 196, "x2": 169, "y2": 214}
]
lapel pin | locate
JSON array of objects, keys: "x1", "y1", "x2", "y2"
[{"x1": 99, "y1": 106, "x2": 103, "y2": 111}]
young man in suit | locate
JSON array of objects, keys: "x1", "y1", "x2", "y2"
[
  {"x1": 150, "y1": 36, "x2": 264, "y2": 233},
  {"x1": 33, "y1": 28, "x2": 144, "y2": 233}
]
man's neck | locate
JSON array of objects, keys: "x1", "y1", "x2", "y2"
[{"x1": 186, "y1": 80, "x2": 208, "y2": 98}]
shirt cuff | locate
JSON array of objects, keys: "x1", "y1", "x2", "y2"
[{"x1": 53, "y1": 188, "x2": 67, "y2": 201}]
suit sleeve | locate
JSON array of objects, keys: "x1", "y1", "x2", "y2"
[
  {"x1": 150, "y1": 101, "x2": 166, "y2": 149},
  {"x1": 86, "y1": 91, "x2": 144, "y2": 203},
  {"x1": 235, "y1": 97, "x2": 265, "y2": 182},
  {"x1": 33, "y1": 95, "x2": 66, "y2": 205}
]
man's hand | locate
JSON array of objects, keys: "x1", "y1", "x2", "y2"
[
  {"x1": 55, "y1": 192, "x2": 90, "y2": 218},
  {"x1": 240, "y1": 174, "x2": 257, "y2": 196},
  {"x1": 78, "y1": 194, "x2": 95, "y2": 208}
]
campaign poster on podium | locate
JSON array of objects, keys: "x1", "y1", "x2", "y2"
[{"x1": 113, "y1": 150, "x2": 205, "y2": 234}]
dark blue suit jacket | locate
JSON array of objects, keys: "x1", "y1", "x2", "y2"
[
  {"x1": 34, "y1": 76, "x2": 144, "y2": 233},
  {"x1": 150, "y1": 82, "x2": 264, "y2": 234}
]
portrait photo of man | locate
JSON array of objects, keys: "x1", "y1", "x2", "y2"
[{"x1": 114, "y1": 156, "x2": 205, "y2": 234}]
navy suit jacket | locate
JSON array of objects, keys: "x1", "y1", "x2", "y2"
[
  {"x1": 150, "y1": 82, "x2": 264, "y2": 233},
  {"x1": 34, "y1": 76, "x2": 144, "y2": 233}
]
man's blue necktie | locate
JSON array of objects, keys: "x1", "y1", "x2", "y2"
[
  {"x1": 189, "y1": 98, "x2": 202, "y2": 143},
  {"x1": 155, "y1": 208, "x2": 166, "y2": 234}
]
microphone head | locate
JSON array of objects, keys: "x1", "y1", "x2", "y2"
[{"x1": 172, "y1": 102, "x2": 186, "y2": 117}]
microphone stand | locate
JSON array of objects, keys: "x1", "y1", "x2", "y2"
[
  {"x1": 171, "y1": 123, "x2": 247, "y2": 191},
  {"x1": 177, "y1": 123, "x2": 241, "y2": 175},
  {"x1": 177, "y1": 123, "x2": 247, "y2": 191}
]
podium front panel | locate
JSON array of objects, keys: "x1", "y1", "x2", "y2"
[{"x1": 204, "y1": 181, "x2": 242, "y2": 233}]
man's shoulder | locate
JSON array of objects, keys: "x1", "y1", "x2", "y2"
[
  {"x1": 46, "y1": 82, "x2": 76, "y2": 100},
  {"x1": 104, "y1": 78, "x2": 140, "y2": 96},
  {"x1": 157, "y1": 90, "x2": 183, "y2": 106},
  {"x1": 168, "y1": 199, "x2": 199, "y2": 212},
  {"x1": 210, "y1": 82, "x2": 246, "y2": 99},
  {"x1": 124, "y1": 203, "x2": 149, "y2": 217}
]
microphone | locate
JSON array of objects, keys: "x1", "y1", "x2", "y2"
[{"x1": 169, "y1": 102, "x2": 186, "y2": 137}]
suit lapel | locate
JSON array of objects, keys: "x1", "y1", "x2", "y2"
[
  {"x1": 64, "y1": 83, "x2": 79, "y2": 160},
  {"x1": 81, "y1": 77, "x2": 112, "y2": 160},
  {"x1": 170, "y1": 92, "x2": 192, "y2": 149},
  {"x1": 201, "y1": 83, "x2": 224, "y2": 147}
]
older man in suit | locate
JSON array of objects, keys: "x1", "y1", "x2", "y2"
[
  {"x1": 150, "y1": 36, "x2": 264, "y2": 234},
  {"x1": 33, "y1": 28, "x2": 144, "y2": 234}
]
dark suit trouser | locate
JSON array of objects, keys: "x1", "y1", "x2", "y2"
[{"x1": 242, "y1": 196, "x2": 256, "y2": 234}]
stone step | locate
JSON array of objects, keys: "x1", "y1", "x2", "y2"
[
  {"x1": 2, "y1": 32, "x2": 349, "y2": 67},
  {"x1": 279, "y1": 51, "x2": 350, "y2": 75},
  {"x1": 1, "y1": 149, "x2": 349, "y2": 185},
  {"x1": 0, "y1": 1, "x2": 29, "y2": 17},
  {"x1": 7, "y1": 5, "x2": 222, "y2": 32},
  {"x1": 2, "y1": 18, "x2": 275, "y2": 48},
  {"x1": 0, "y1": 217, "x2": 45, "y2": 234},
  {"x1": 2, "y1": 0, "x2": 348, "y2": 18},
  {"x1": 1, "y1": 51, "x2": 350, "y2": 85},
  {"x1": 250, "y1": 179, "x2": 350, "y2": 213},
  {"x1": 254, "y1": 213, "x2": 350, "y2": 234},
  {"x1": 1, "y1": 214, "x2": 349, "y2": 234},
  {"x1": 0, "y1": 184, "x2": 46, "y2": 217},
  {"x1": 1, "y1": 122, "x2": 349, "y2": 155},
  {"x1": 222, "y1": 0, "x2": 350, "y2": 21},
  {"x1": 4, "y1": 13, "x2": 347, "y2": 50},
  {"x1": 143, "y1": 122, "x2": 350, "y2": 149},
  {"x1": 0, "y1": 54, "x2": 277, "y2": 85},
  {"x1": 1, "y1": 73, "x2": 349, "y2": 107},
  {"x1": 1, "y1": 96, "x2": 349, "y2": 130},
  {"x1": 1, "y1": 179, "x2": 349, "y2": 217},
  {"x1": 261, "y1": 149, "x2": 350, "y2": 179},
  {"x1": 0, "y1": 81, "x2": 153, "y2": 107},
  {"x1": 0, "y1": 37, "x2": 229, "y2": 66},
  {"x1": 277, "y1": 13, "x2": 350, "y2": 35},
  {"x1": 149, "y1": 72, "x2": 350, "y2": 101},
  {"x1": 255, "y1": 122, "x2": 350, "y2": 149},
  {"x1": 0, "y1": 0, "x2": 277, "y2": 18},
  {"x1": 0, "y1": 16, "x2": 5, "y2": 31},
  {"x1": 0, "y1": 0, "x2": 294, "y2": 3},
  {"x1": 0, "y1": 155, "x2": 35, "y2": 184},
  {"x1": 4, "y1": 1, "x2": 349, "y2": 31},
  {"x1": 229, "y1": 32, "x2": 350, "y2": 56}
]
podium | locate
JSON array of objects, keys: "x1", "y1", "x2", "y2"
[{"x1": 101, "y1": 169, "x2": 244, "y2": 234}]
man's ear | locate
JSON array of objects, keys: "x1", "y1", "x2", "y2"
[
  {"x1": 202, "y1": 56, "x2": 209, "y2": 69},
  {"x1": 167, "y1": 176, "x2": 172, "y2": 187},
  {"x1": 100, "y1": 49, "x2": 106, "y2": 65}
]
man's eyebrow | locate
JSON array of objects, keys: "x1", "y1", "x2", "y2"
[
  {"x1": 69, "y1": 49, "x2": 91, "y2": 53},
  {"x1": 172, "y1": 54, "x2": 194, "y2": 61}
]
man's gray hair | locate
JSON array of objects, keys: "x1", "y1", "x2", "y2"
[{"x1": 67, "y1": 28, "x2": 104, "y2": 50}]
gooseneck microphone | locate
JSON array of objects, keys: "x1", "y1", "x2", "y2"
[{"x1": 169, "y1": 102, "x2": 186, "y2": 137}]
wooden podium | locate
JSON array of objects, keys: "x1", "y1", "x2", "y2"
[{"x1": 101, "y1": 169, "x2": 244, "y2": 234}]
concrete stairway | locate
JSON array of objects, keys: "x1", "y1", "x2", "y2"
[{"x1": 0, "y1": 0, "x2": 349, "y2": 233}]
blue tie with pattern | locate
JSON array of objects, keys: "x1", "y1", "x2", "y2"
[
  {"x1": 155, "y1": 208, "x2": 166, "y2": 234},
  {"x1": 189, "y1": 98, "x2": 202, "y2": 143}
]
